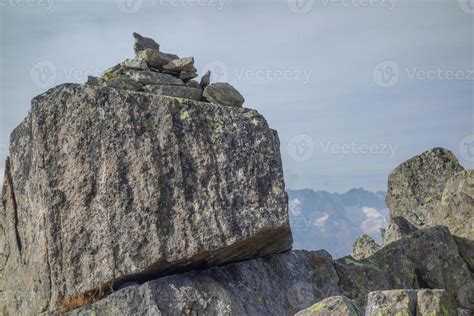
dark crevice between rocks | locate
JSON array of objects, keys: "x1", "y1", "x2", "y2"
[
  {"x1": 414, "y1": 268, "x2": 431, "y2": 289},
  {"x1": 56, "y1": 225, "x2": 292, "y2": 313},
  {"x1": 4, "y1": 157, "x2": 22, "y2": 258}
]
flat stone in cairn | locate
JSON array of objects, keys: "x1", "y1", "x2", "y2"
[
  {"x1": 138, "y1": 49, "x2": 176, "y2": 68},
  {"x1": 121, "y1": 57, "x2": 149, "y2": 71},
  {"x1": 128, "y1": 69, "x2": 184, "y2": 86}
]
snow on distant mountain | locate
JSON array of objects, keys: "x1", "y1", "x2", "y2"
[{"x1": 287, "y1": 188, "x2": 389, "y2": 258}]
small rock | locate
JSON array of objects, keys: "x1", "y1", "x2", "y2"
[
  {"x1": 121, "y1": 57, "x2": 149, "y2": 71},
  {"x1": 351, "y1": 234, "x2": 380, "y2": 260},
  {"x1": 133, "y1": 32, "x2": 160, "y2": 54},
  {"x1": 85, "y1": 76, "x2": 100, "y2": 86},
  {"x1": 203, "y1": 82, "x2": 245, "y2": 107},
  {"x1": 416, "y1": 289, "x2": 455, "y2": 316},
  {"x1": 365, "y1": 290, "x2": 417, "y2": 316},
  {"x1": 138, "y1": 49, "x2": 175, "y2": 68},
  {"x1": 295, "y1": 296, "x2": 361, "y2": 316},
  {"x1": 144, "y1": 84, "x2": 202, "y2": 101},
  {"x1": 163, "y1": 57, "x2": 195, "y2": 72},
  {"x1": 105, "y1": 75, "x2": 143, "y2": 91},
  {"x1": 186, "y1": 80, "x2": 201, "y2": 89},
  {"x1": 162, "y1": 69, "x2": 180, "y2": 77},
  {"x1": 179, "y1": 70, "x2": 198, "y2": 82},
  {"x1": 383, "y1": 216, "x2": 418, "y2": 245},
  {"x1": 127, "y1": 70, "x2": 184, "y2": 86},
  {"x1": 200, "y1": 70, "x2": 211, "y2": 88}
]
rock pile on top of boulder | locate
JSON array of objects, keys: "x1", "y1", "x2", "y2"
[{"x1": 86, "y1": 32, "x2": 245, "y2": 107}]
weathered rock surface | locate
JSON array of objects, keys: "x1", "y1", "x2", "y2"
[
  {"x1": 133, "y1": 32, "x2": 160, "y2": 54},
  {"x1": 144, "y1": 84, "x2": 203, "y2": 101},
  {"x1": 138, "y1": 48, "x2": 176, "y2": 68},
  {"x1": 351, "y1": 234, "x2": 380, "y2": 260},
  {"x1": 0, "y1": 83, "x2": 292, "y2": 314},
  {"x1": 200, "y1": 70, "x2": 211, "y2": 88},
  {"x1": 295, "y1": 296, "x2": 361, "y2": 316},
  {"x1": 386, "y1": 148, "x2": 464, "y2": 228},
  {"x1": 127, "y1": 69, "x2": 184, "y2": 86},
  {"x1": 416, "y1": 289, "x2": 455, "y2": 316},
  {"x1": 163, "y1": 57, "x2": 195, "y2": 72},
  {"x1": 105, "y1": 75, "x2": 144, "y2": 91},
  {"x1": 67, "y1": 250, "x2": 341, "y2": 316},
  {"x1": 203, "y1": 82, "x2": 245, "y2": 107},
  {"x1": 365, "y1": 290, "x2": 417, "y2": 316},
  {"x1": 121, "y1": 57, "x2": 149, "y2": 71},
  {"x1": 383, "y1": 216, "x2": 418, "y2": 245}
]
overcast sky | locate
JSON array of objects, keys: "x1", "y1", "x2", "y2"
[{"x1": 0, "y1": 0, "x2": 472, "y2": 192}]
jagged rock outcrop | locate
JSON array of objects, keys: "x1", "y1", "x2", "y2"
[
  {"x1": 0, "y1": 83, "x2": 292, "y2": 314},
  {"x1": 295, "y1": 296, "x2": 361, "y2": 316},
  {"x1": 67, "y1": 250, "x2": 340, "y2": 316},
  {"x1": 382, "y1": 216, "x2": 418, "y2": 245},
  {"x1": 351, "y1": 234, "x2": 380, "y2": 260},
  {"x1": 386, "y1": 148, "x2": 464, "y2": 228},
  {"x1": 335, "y1": 226, "x2": 472, "y2": 309}
]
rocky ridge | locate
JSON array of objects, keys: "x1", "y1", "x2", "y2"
[{"x1": 0, "y1": 33, "x2": 472, "y2": 315}]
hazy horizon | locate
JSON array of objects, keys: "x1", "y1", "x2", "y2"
[{"x1": 1, "y1": 0, "x2": 473, "y2": 193}]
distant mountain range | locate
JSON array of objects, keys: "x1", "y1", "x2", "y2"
[{"x1": 288, "y1": 188, "x2": 389, "y2": 258}]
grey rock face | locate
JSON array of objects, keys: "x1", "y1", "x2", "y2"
[
  {"x1": 127, "y1": 69, "x2": 184, "y2": 86},
  {"x1": 179, "y1": 70, "x2": 198, "y2": 82},
  {"x1": 416, "y1": 289, "x2": 455, "y2": 316},
  {"x1": 67, "y1": 250, "x2": 340, "y2": 316},
  {"x1": 200, "y1": 70, "x2": 211, "y2": 88},
  {"x1": 105, "y1": 75, "x2": 144, "y2": 91},
  {"x1": 295, "y1": 296, "x2": 361, "y2": 316},
  {"x1": 163, "y1": 57, "x2": 195, "y2": 72},
  {"x1": 365, "y1": 290, "x2": 417, "y2": 316},
  {"x1": 383, "y1": 216, "x2": 418, "y2": 245},
  {"x1": 133, "y1": 32, "x2": 160, "y2": 54},
  {"x1": 0, "y1": 84, "x2": 292, "y2": 314},
  {"x1": 386, "y1": 148, "x2": 464, "y2": 228},
  {"x1": 335, "y1": 226, "x2": 472, "y2": 309},
  {"x1": 144, "y1": 84, "x2": 203, "y2": 101},
  {"x1": 203, "y1": 82, "x2": 245, "y2": 107},
  {"x1": 121, "y1": 57, "x2": 149, "y2": 71},
  {"x1": 138, "y1": 49, "x2": 175, "y2": 68},
  {"x1": 351, "y1": 234, "x2": 380, "y2": 260},
  {"x1": 437, "y1": 170, "x2": 474, "y2": 237}
]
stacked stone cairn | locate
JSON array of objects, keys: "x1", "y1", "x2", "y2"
[{"x1": 86, "y1": 32, "x2": 245, "y2": 107}]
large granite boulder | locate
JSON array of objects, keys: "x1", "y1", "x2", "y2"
[
  {"x1": 0, "y1": 83, "x2": 292, "y2": 314},
  {"x1": 351, "y1": 234, "x2": 380, "y2": 260},
  {"x1": 203, "y1": 82, "x2": 245, "y2": 107},
  {"x1": 295, "y1": 296, "x2": 361, "y2": 316},
  {"x1": 386, "y1": 148, "x2": 464, "y2": 228},
  {"x1": 67, "y1": 250, "x2": 341, "y2": 316}
]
